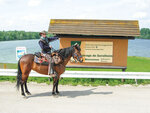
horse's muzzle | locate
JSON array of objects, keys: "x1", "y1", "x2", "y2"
[
  {"x1": 77, "y1": 55, "x2": 83, "y2": 63},
  {"x1": 79, "y1": 59, "x2": 83, "y2": 63}
]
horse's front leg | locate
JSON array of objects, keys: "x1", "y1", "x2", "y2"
[
  {"x1": 56, "y1": 79, "x2": 59, "y2": 94},
  {"x1": 52, "y1": 77, "x2": 57, "y2": 95}
]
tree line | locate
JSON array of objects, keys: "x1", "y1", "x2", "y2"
[
  {"x1": 0, "y1": 31, "x2": 53, "y2": 41},
  {"x1": 136, "y1": 28, "x2": 150, "y2": 39},
  {"x1": 0, "y1": 28, "x2": 150, "y2": 41}
]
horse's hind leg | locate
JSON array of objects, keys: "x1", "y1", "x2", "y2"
[
  {"x1": 25, "y1": 81, "x2": 31, "y2": 95},
  {"x1": 21, "y1": 82, "x2": 26, "y2": 96},
  {"x1": 21, "y1": 73, "x2": 30, "y2": 97}
]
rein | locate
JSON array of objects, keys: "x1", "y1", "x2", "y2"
[
  {"x1": 51, "y1": 46, "x2": 74, "y2": 63},
  {"x1": 72, "y1": 52, "x2": 82, "y2": 62},
  {"x1": 51, "y1": 47, "x2": 65, "y2": 60},
  {"x1": 51, "y1": 46, "x2": 81, "y2": 63}
]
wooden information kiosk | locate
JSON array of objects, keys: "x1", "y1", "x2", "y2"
[{"x1": 48, "y1": 19, "x2": 140, "y2": 71}]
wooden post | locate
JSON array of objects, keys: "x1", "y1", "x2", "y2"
[
  {"x1": 3, "y1": 64, "x2": 7, "y2": 69},
  {"x1": 135, "y1": 79, "x2": 138, "y2": 85},
  {"x1": 121, "y1": 68, "x2": 126, "y2": 82}
]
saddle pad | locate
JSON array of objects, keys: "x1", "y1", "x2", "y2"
[{"x1": 34, "y1": 56, "x2": 48, "y2": 66}]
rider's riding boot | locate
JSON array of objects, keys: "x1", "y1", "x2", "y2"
[{"x1": 48, "y1": 59, "x2": 56, "y2": 77}]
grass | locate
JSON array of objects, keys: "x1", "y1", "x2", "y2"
[
  {"x1": 0, "y1": 56, "x2": 150, "y2": 86},
  {"x1": 0, "y1": 76, "x2": 16, "y2": 82},
  {"x1": 126, "y1": 56, "x2": 150, "y2": 72},
  {"x1": 0, "y1": 63, "x2": 17, "y2": 69},
  {"x1": 1, "y1": 56, "x2": 150, "y2": 72}
]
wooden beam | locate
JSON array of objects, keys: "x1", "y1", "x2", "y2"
[{"x1": 56, "y1": 34, "x2": 135, "y2": 39}]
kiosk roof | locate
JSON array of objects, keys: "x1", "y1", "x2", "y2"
[{"x1": 48, "y1": 19, "x2": 140, "y2": 37}]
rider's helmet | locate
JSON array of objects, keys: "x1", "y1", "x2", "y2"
[{"x1": 39, "y1": 30, "x2": 47, "y2": 36}]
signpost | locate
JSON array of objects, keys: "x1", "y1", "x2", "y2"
[{"x1": 16, "y1": 47, "x2": 26, "y2": 61}]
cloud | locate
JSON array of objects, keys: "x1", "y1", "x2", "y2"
[
  {"x1": 120, "y1": 0, "x2": 149, "y2": 9},
  {"x1": 0, "y1": 0, "x2": 16, "y2": 5},
  {"x1": 0, "y1": 0, "x2": 4, "y2": 5},
  {"x1": 27, "y1": 0, "x2": 42, "y2": 7},
  {"x1": 133, "y1": 12, "x2": 147, "y2": 19},
  {"x1": 64, "y1": 0, "x2": 72, "y2": 3},
  {"x1": 22, "y1": 14, "x2": 49, "y2": 22},
  {"x1": 0, "y1": 0, "x2": 150, "y2": 31},
  {"x1": 7, "y1": 20, "x2": 14, "y2": 26},
  {"x1": 135, "y1": 0, "x2": 149, "y2": 9}
]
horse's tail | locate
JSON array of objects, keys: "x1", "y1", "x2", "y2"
[{"x1": 16, "y1": 59, "x2": 22, "y2": 90}]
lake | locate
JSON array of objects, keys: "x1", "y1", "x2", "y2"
[{"x1": 0, "y1": 39, "x2": 150, "y2": 63}]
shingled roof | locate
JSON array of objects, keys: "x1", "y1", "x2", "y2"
[{"x1": 48, "y1": 19, "x2": 140, "y2": 37}]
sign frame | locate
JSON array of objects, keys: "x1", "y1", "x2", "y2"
[
  {"x1": 71, "y1": 41, "x2": 113, "y2": 63},
  {"x1": 16, "y1": 47, "x2": 26, "y2": 61}
]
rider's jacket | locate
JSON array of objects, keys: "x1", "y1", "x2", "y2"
[{"x1": 39, "y1": 36, "x2": 58, "y2": 54}]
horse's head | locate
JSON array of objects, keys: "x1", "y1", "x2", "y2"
[{"x1": 72, "y1": 43, "x2": 83, "y2": 63}]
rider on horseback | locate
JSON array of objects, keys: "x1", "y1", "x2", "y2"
[{"x1": 39, "y1": 30, "x2": 59, "y2": 77}]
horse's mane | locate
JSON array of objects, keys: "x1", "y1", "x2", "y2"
[{"x1": 54, "y1": 46, "x2": 74, "y2": 59}]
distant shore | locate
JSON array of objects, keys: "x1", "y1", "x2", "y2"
[{"x1": 0, "y1": 28, "x2": 150, "y2": 41}]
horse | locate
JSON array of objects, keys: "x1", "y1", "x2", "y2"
[{"x1": 16, "y1": 44, "x2": 83, "y2": 97}]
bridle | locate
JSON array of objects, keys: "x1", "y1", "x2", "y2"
[{"x1": 72, "y1": 50, "x2": 83, "y2": 63}]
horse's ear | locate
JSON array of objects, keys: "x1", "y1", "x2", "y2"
[
  {"x1": 51, "y1": 52, "x2": 57, "y2": 56},
  {"x1": 74, "y1": 43, "x2": 79, "y2": 47}
]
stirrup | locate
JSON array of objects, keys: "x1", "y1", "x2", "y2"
[{"x1": 49, "y1": 74, "x2": 56, "y2": 77}]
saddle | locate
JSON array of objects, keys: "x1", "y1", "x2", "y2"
[{"x1": 34, "y1": 52, "x2": 62, "y2": 65}]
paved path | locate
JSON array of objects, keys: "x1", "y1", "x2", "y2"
[{"x1": 0, "y1": 82, "x2": 150, "y2": 113}]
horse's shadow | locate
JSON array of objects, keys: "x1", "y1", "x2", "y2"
[{"x1": 27, "y1": 88, "x2": 113, "y2": 98}]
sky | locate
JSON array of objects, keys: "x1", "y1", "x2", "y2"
[{"x1": 0, "y1": 0, "x2": 150, "y2": 32}]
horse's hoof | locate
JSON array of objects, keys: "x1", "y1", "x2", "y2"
[
  {"x1": 23, "y1": 96, "x2": 28, "y2": 99},
  {"x1": 22, "y1": 93, "x2": 26, "y2": 96},
  {"x1": 26, "y1": 92, "x2": 31, "y2": 95},
  {"x1": 52, "y1": 92, "x2": 56, "y2": 95},
  {"x1": 56, "y1": 93, "x2": 62, "y2": 96},
  {"x1": 53, "y1": 94, "x2": 59, "y2": 98},
  {"x1": 56, "y1": 91, "x2": 59, "y2": 94},
  {"x1": 22, "y1": 93, "x2": 27, "y2": 99}
]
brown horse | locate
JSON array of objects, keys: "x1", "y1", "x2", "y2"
[{"x1": 16, "y1": 44, "x2": 83, "y2": 97}]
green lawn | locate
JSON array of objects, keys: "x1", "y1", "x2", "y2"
[
  {"x1": 0, "y1": 56, "x2": 150, "y2": 86},
  {"x1": 0, "y1": 63, "x2": 17, "y2": 69},
  {"x1": 1, "y1": 56, "x2": 149, "y2": 72},
  {"x1": 126, "y1": 56, "x2": 150, "y2": 72}
]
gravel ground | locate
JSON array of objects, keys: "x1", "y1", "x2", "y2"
[{"x1": 0, "y1": 82, "x2": 150, "y2": 113}]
